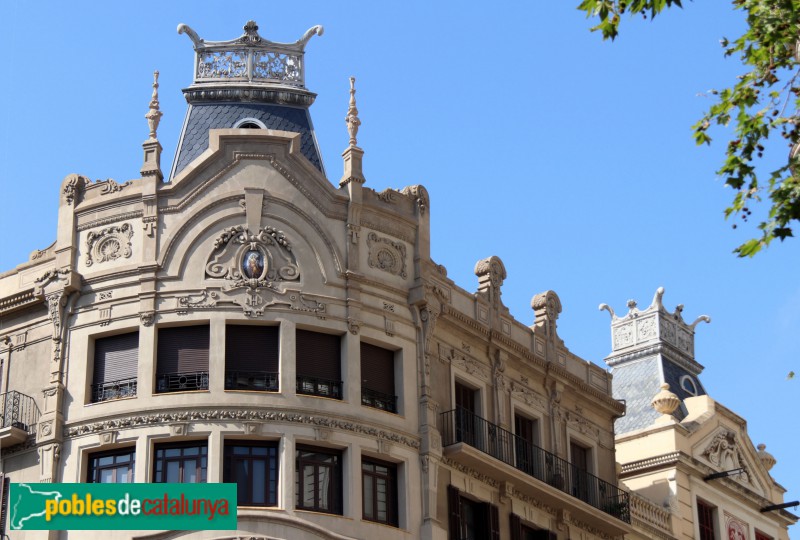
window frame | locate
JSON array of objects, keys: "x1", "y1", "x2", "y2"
[
  {"x1": 87, "y1": 447, "x2": 136, "y2": 483},
  {"x1": 295, "y1": 445, "x2": 343, "y2": 515},
  {"x1": 224, "y1": 324, "x2": 280, "y2": 392},
  {"x1": 223, "y1": 441, "x2": 279, "y2": 507},
  {"x1": 361, "y1": 456, "x2": 398, "y2": 527},
  {"x1": 91, "y1": 331, "x2": 139, "y2": 403},
  {"x1": 152, "y1": 441, "x2": 208, "y2": 483},
  {"x1": 295, "y1": 329, "x2": 343, "y2": 400},
  {"x1": 448, "y1": 485, "x2": 499, "y2": 540},
  {"x1": 155, "y1": 325, "x2": 210, "y2": 394},
  {"x1": 697, "y1": 498, "x2": 717, "y2": 540}
]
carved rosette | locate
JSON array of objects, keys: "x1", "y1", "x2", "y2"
[
  {"x1": 85, "y1": 223, "x2": 134, "y2": 267},
  {"x1": 367, "y1": 232, "x2": 407, "y2": 278}
]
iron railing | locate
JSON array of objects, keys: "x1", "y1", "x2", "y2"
[
  {"x1": 296, "y1": 375, "x2": 342, "y2": 399},
  {"x1": 91, "y1": 377, "x2": 137, "y2": 403},
  {"x1": 225, "y1": 370, "x2": 279, "y2": 392},
  {"x1": 156, "y1": 371, "x2": 209, "y2": 393},
  {"x1": 361, "y1": 387, "x2": 397, "y2": 413},
  {"x1": 441, "y1": 408, "x2": 630, "y2": 523},
  {"x1": 0, "y1": 391, "x2": 39, "y2": 433}
]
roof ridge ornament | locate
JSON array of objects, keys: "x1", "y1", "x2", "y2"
[
  {"x1": 145, "y1": 70, "x2": 162, "y2": 141},
  {"x1": 346, "y1": 77, "x2": 361, "y2": 148}
]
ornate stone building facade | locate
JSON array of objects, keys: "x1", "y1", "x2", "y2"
[
  {"x1": 0, "y1": 21, "x2": 631, "y2": 539},
  {"x1": 602, "y1": 289, "x2": 797, "y2": 540}
]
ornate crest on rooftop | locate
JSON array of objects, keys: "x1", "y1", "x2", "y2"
[{"x1": 177, "y1": 20, "x2": 324, "y2": 105}]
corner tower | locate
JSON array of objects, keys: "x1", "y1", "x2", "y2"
[
  {"x1": 170, "y1": 20, "x2": 325, "y2": 179},
  {"x1": 600, "y1": 287, "x2": 711, "y2": 433}
]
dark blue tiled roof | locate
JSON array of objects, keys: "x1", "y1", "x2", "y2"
[
  {"x1": 171, "y1": 103, "x2": 322, "y2": 177},
  {"x1": 612, "y1": 355, "x2": 707, "y2": 435}
]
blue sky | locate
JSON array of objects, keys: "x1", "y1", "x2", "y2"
[{"x1": 1, "y1": 0, "x2": 797, "y2": 532}]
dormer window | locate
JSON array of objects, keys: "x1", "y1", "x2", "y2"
[
  {"x1": 680, "y1": 375, "x2": 698, "y2": 396},
  {"x1": 234, "y1": 118, "x2": 266, "y2": 129}
]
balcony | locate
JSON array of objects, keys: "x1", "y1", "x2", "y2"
[
  {"x1": 361, "y1": 387, "x2": 397, "y2": 413},
  {"x1": 91, "y1": 377, "x2": 137, "y2": 403},
  {"x1": 441, "y1": 408, "x2": 631, "y2": 533},
  {"x1": 156, "y1": 371, "x2": 209, "y2": 393},
  {"x1": 225, "y1": 370, "x2": 279, "y2": 392},
  {"x1": 0, "y1": 391, "x2": 39, "y2": 447},
  {"x1": 296, "y1": 375, "x2": 342, "y2": 399}
]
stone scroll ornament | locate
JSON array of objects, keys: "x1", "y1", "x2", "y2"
[
  {"x1": 206, "y1": 225, "x2": 300, "y2": 286},
  {"x1": 367, "y1": 232, "x2": 407, "y2": 278}
]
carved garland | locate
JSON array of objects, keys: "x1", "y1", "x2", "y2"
[
  {"x1": 64, "y1": 409, "x2": 420, "y2": 449},
  {"x1": 85, "y1": 223, "x2": 134, "y2": 267}
]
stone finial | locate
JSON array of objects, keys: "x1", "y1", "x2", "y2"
[
  {"x1": 757, "y1": 443, "x2": 777, "y2": 471},
  {"x1": 145, "y1": 71, "x2": 163, "y2": 141},
  {"x1": 345, "y1": 76, "x2": 361, "y2": 148},
  {"x1": 475, "y1": 256, "x2": 506, "y2": 292},
  {"x1": 651, "y1": 383, "x2": 681, "y2": 416}
]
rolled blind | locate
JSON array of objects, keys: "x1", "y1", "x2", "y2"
[
  {"x1": 226, "y1": 325, "x2": 279, "y2": 372},
  {"x1": 296, "y1": 330, "x2": 340, "y2": 381},
  {"x1": 360, "y1": 342, "x2": 394, "y2": 395},
  {"x1": 157, "y1": 326, "x2": 209, "y2": 374},
  {"x1": 94, "y1": 332, "x2": 139, "y2": 384}
]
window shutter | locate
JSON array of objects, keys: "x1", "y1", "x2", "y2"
[
  {"x1": 447, "y1": 485, "x2": 461, "y2": 540},
  {"x1": 488, "y1": 503, "x2": 500, "y2": 540},
  {"x1": 94, "y1": 332, "x2": 139, "y2": 384},
  {"x1": 0, "y1": 474, "x2": 9, "y2": 537},
  {"x1": 226, "y1": 325, "x2": 279, "y2": 372},
  {"x1": 296, "y1": 330, "x2": 340, "y2": 381},
  {"x1": 510, "y1": 513, "x2": 522, "y2": 540},
  {"x1": 157, "y1": 326, "x2": 210, "y2": 374},
  {"x1": 360, "y1": 342, "x2": 394, "y2": 395}
]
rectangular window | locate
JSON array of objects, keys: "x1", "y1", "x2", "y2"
[
  {"x1": 448, "y1": 485, "x2": 499, "y2": 540},
  {"x1": 87, "y1": 448, "x2": 135, "y2": 483},
  {"x1": 296, "y1": 330, "x2": 341, "y2": 399},
  {"x1": 454, "y1": 382, "x2": 479, "y2": 447},
  {"x1": 569, "y1": 441, "x2": 592, "y2": 504},
  {"x1": 223, "y1": 442, "x2": 279, "y2": 507},
  {"x1": 515, "y1": 414, "x2": 540, "y2": 477},
  {"x1": 697, "y1": 499, "x2": 716, "y2": 540},
  {"x1": 362, "y1": 457, "x2": 398, "y2": 526},
  {"x1": 92, "y1": 332, "x2": 138, "y2": 402},
  {"x1": 156, "y1": 326, "x2": 209, "y2": 393},
  {"x1": 755, "y1": 531, "x2": 773, "y2": 540},
  {"x1": 295, "y1": 445, "x2": 342, "y2": 514},
  {"x1": 153, "y1": 442, "x2": 208, "y2": 483},
  {"x1": 510, "y1": 513, "x2": 557, "y2": 540},
  {"x1": 225, "y1": 325, "x2": 279, "y2": 392},
  {"x1": 360, "y1": 342, "x2": 396, "y2": 413}
]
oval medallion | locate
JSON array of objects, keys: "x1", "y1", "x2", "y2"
[{"x1": 242, "y1": 250, "x2": 265, "y2": 279}]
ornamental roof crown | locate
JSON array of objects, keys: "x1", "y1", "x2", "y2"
[
  {"x1": 599, "y1": 287, "x2": 711, "y2": 358},
  {"x1": 177, "y1": 20, "x2": 324, "y2": 91}
]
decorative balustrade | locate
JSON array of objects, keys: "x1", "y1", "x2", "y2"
[
  {"x1": 0, "y1": 391, "x2": 39, "y2": 434},
  {"x1": 296, "y1": 375, "x2": 342, "y2": 399},
  {"x1": 361, "y1": 387, "x2": 397, "y2": 413},
  {"x1": 225, "y1": 370, "x2": 279, "y2": 392},
  {"x1": 178, "y1": 20, "x2": 323, "y2": 90},
  {"x1": 156, "y1": 371, "x2": 209, "y2": 393},
  {"x1": 629, "y1": 492, "x2": 673, "y2": 535},
  {"x1": 441, "y1": 408, "x2": 630, "y2": 523},
  {"x1": 91, "y1": 377, "x2": 137, "y2": 403}
]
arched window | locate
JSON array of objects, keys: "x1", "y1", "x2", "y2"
[{"x1": 234, "y1": 118, "x2": 266, "y2": 129}]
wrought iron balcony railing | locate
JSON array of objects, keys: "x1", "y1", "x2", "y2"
[
  {"x1": 156, "y1": 371, "x2": 209, "y2": 393},
  {"x1": 296, "y1": 375, "x2": 342, "y2": 399},
  {"x1": 361, "y1": 387, "x2": 397, "y2": 413},
  {"x1": 91, "y1": 377, "x2": 138, "y2": 403},
  {"x1": 0, "y1": 391, "x2": 39, "y2": 434},
  {"x1": 225, "y1": 370, "x2": 279, "y2": 392},
  {"x1": 441, "y1": 408, "x2": 630, "y2": 523}
]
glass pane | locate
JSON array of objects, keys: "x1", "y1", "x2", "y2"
[
  {"x1": 376, "y1": 477, "x2": 387, "y2": 521},
  {"x1": 100, "y1": 469, "x2": 113, "y2": 483},
  {"x1": 363, "y1": 475, "x2": 374, "y2": 519},
  {"x1": 166, "y1": 461, "x2": 180, "y2": 483},
  {"x1": 253, "y1": 446, "x2": 268, "y2": 456},
  {"x1": 184, "y1": 446, "x2": 199, "y2": 456},
  {"x1": 253, "y1": 460, "x2": 266, "y2": 504},
  {"x1": 116, "y1": 466, "x2": 131, "y2": 483},
  {"x1": 318, "y1": 465, "x2": 330, "y2": 510},
  {"x1": 233, "y1": 446, "x2": 248, "y2": 455},
  {"x1": 165, "y1": 448, "x2": 181, "y2": 458},
  {"x1": 302, "y1": 465, "x2": 316, "y2": 507},
  {"x1": 184, "y1": 459, "x2": 197, "y2": 482},
  {"x1": 98, "y1": 456, "x2": 113, "y2": 466}
]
